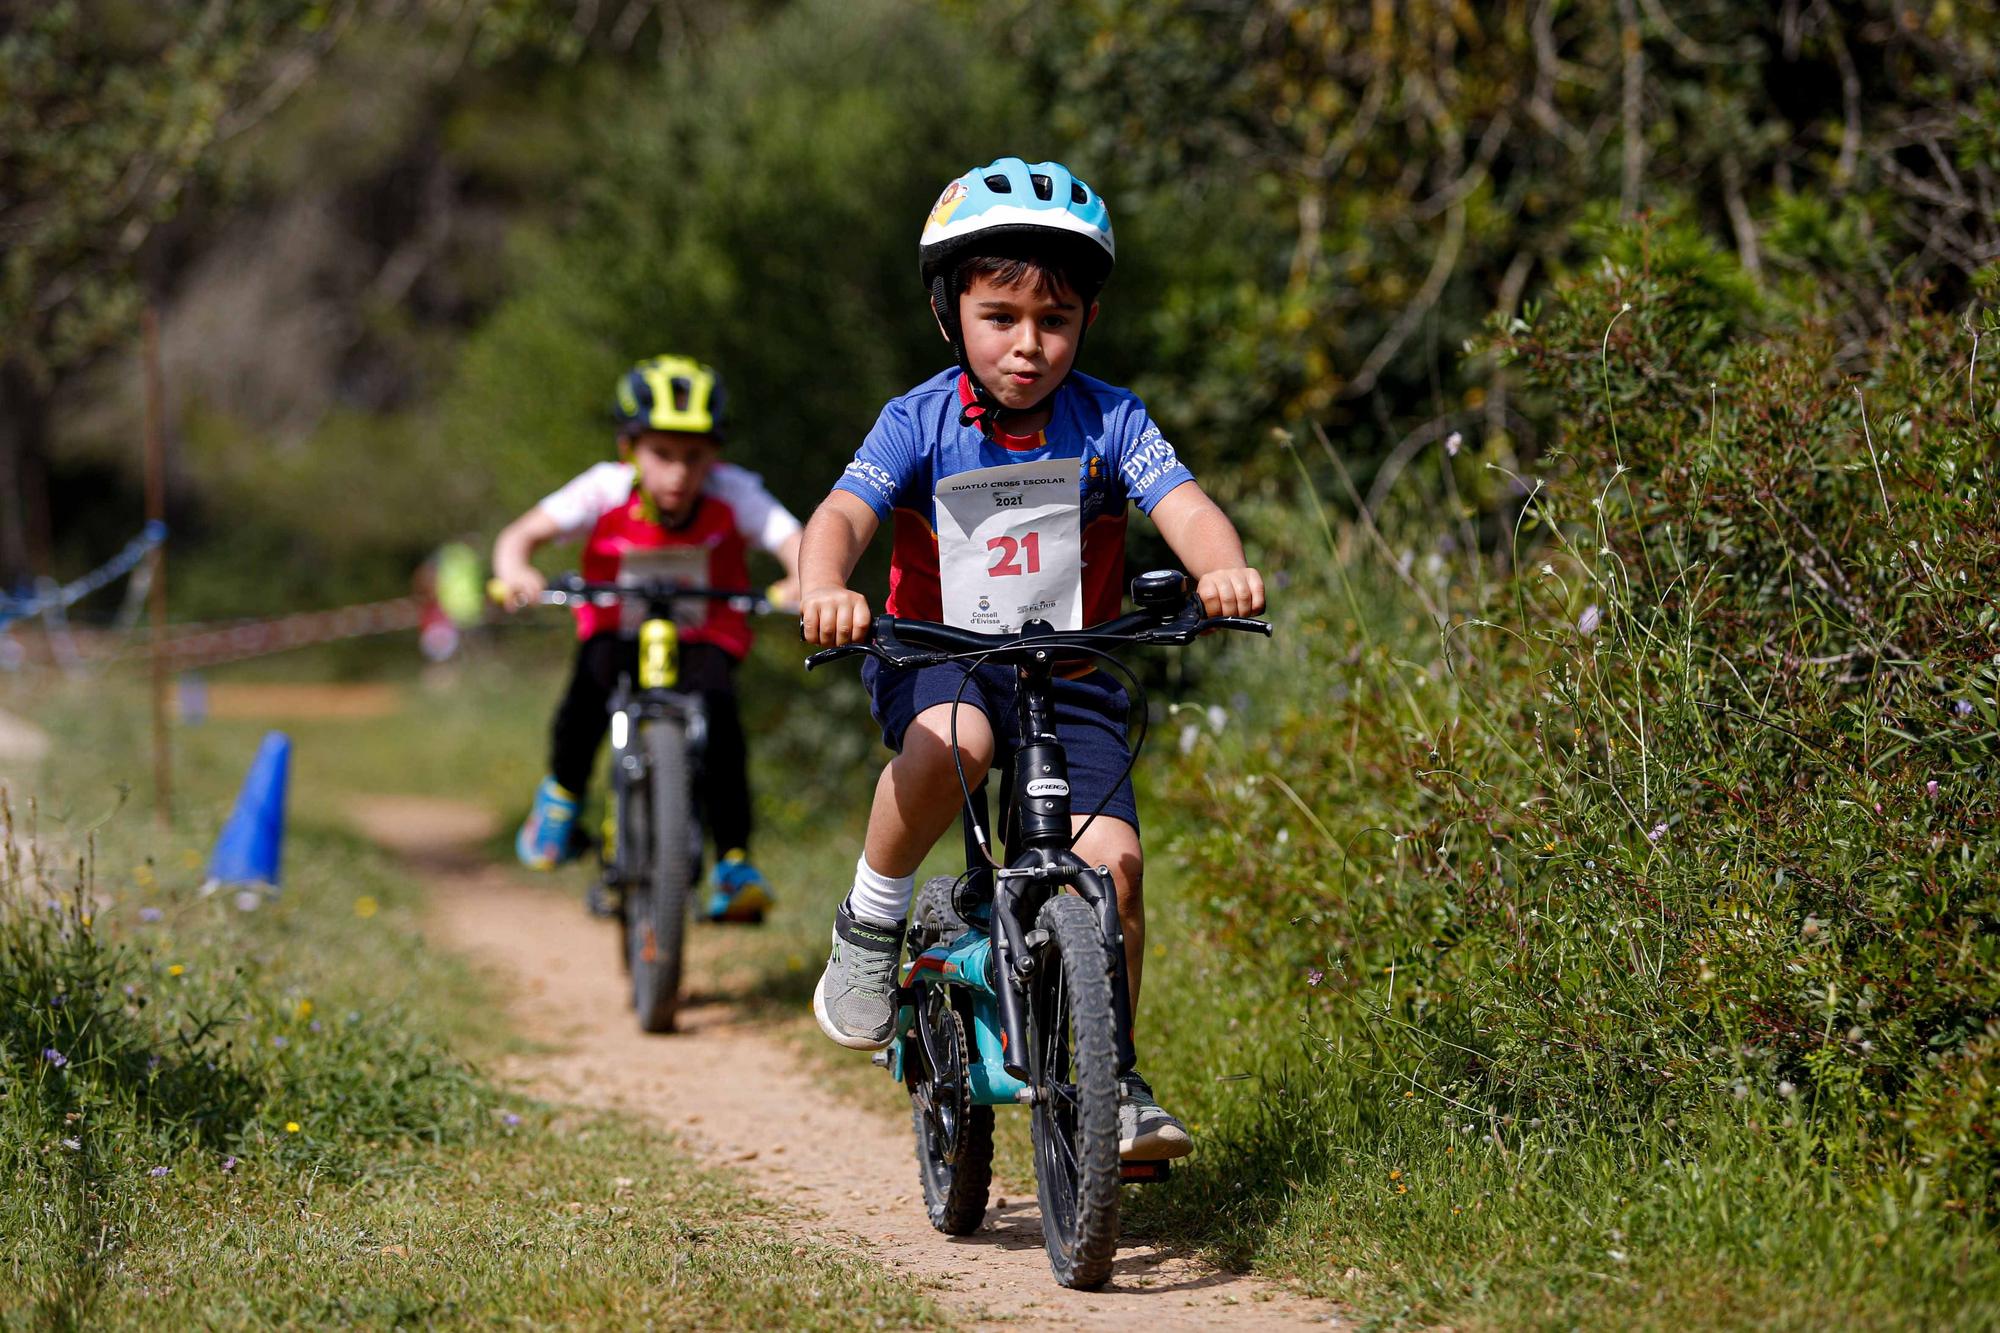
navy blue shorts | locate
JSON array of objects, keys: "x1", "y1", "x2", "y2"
[{"x1": 861, "y1": 658, "x2": 1140, "y2": 831}]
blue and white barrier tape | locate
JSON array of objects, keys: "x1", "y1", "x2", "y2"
[{"x1": 0, "y1": 520, "x2": 168, "y2": 622}]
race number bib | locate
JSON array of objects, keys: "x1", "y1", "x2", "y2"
[
  {"x1": 618, "y1": 545, "x2": 711, "y2": 630},
  {"x1": 935, "y1": 458, "x2": 1082, "y2": 633}
]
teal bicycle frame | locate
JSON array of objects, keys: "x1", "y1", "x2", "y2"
[{"x1": 889, "y1": 927, "x2": 1029, "y2": 1106}]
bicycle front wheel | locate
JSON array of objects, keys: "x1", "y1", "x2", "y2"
[
  {"x1": 1027, "y1": 892, "x2": 1121, "y2": 1289},
  {"x1": 613, "y1": 760, "x2": 648, "y2": 978},
  {"x1": 629, "y1": 714, "x2": 692, "y2": 1033}
]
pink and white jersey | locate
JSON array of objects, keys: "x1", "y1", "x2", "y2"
[{"x1": 537, "y1": 461, "x2": 800, "y2": 656}]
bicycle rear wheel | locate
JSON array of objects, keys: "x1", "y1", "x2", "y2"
[
  {"x1": 1027, "y1": 893, "x2": 1121, "y2": 1289},
  {"x1": 909, "y1": 877, "x2": 994, "y2": 1235},
  {"x1": 629, "y1": 714, "x2": 692, "y2": 1032}
]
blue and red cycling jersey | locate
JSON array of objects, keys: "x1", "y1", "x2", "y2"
[{"x1": 833, "y1": 370, "x2": 1195, "y2": 627}]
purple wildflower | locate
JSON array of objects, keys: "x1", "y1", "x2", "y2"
[
  {"x1": 123, "y1": 984, "x2": 138, "y2": 998},
  {"x1": 50, "y1": 994, "x2": 65, "y2": 1008},
  {"x1": 501, "y1": 1112, "x2": 522, "y2": 1128},
  {"x1": 61, "y1": 1138, "x2": 81, "y2": 1151},
  {"x1": 1926, "y1": 780, "x2": 1940, "y2": 797},
  {"x1": 221, "y1": 1156, "x2": 238, "y2": 1173},
  {"x1": 1647, "y1": 822, "x2": 1668, "y2": 843},
  {"x1": 1577, "y1": 604, "x2": 1602, "y2": 636},
  {"x1": 1954, "y1": 699, "x2": 1975, "y2": 717},
  {"x1": 146, "y1": 1055, "x2": 161, "y2": 1073},
  {"x1": 149, "y1": 1165, "x2": 169, "y2": 1178},
  {"x1": 138, "y1": 907, "x2": 163, "y2": 923},
  {"x1": 42, "y1": 1049, "x2": 68, "y2": 1068},
  {"x1": 308, "y1": 1020, "x2": 322, "y2": 1033},
  {"x1": 1307, "y1": 968, "x2": 1325, "y2": 987},
  {"x1": 270, "y1": 1036, "x2": 288, "y2": 1050}
]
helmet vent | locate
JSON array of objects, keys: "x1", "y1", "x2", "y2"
[
  {"x1": 1071, "y1": 182, "x2": 1088, "y2": 204},
  {"x1": 1030, "y1": 173, "x2": 1053, "y2": 200},
  {"x1": 670, "y1": 377, "x2": 692, "y2": 412},
  {"x1": 984, "y1": 174, "x2": 1011, "y2": 193}
]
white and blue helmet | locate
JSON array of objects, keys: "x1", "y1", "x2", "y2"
[
  {"x1": 919, "y1": 157, "x2": 1116, "y2": 430},
  {"x1": 919, "y1": 156, "x2": 1115, "y2": 294}
]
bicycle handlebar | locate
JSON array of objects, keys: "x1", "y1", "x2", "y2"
[
  {"x1": 803, "y1": 594, "x2": 1271, "y2": 673},
  {"x1": 491, "y1": 574, "x2": 776, "y2": 616}
]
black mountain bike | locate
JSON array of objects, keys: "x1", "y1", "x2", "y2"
[
  {"x1": 806, "y1": 569, "x2": 1270, "y2": 1288},
  {"x1": 532, "y1": 574, "x2": 768, "y2": 1033}
]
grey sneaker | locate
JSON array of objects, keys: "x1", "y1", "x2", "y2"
[
  {"x1": 1118, "y1": 1072, "x2": 1192, "y2": 1161},
  {"x1": 812, "y1": 901, "x2": 906, "y2": 1050}
]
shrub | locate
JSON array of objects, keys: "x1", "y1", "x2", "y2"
[{"x1": 1168, "y1": 224, "x2": 1999, "y2": 1205}]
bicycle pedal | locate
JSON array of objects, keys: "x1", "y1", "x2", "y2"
[{"x1": 1119, "y1": 1159, "x2": 1171, "y2": 1183}]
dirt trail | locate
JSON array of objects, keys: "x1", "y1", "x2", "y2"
[{"x1": 349, "y1": 794, "x2": 1338, "y2": 1330}]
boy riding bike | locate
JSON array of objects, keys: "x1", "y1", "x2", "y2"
[
  {"x1": 493, "y1": 355, "x2": 803, "y2": 922},
  {"x1": 798, "y1": 158, "x2": 1265, "y2": 1160}
]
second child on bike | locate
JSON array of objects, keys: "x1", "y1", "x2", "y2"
[
  {"x1": 797, "y1": 157, "x2": 1265, "y2": 1160},
  {"x1": 493, "y1": 355, "x2": 803, "y2": 922}
]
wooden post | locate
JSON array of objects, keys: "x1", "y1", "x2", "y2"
[{"x1": 142, "y1": 307, "x2": 170, "y2": 827}]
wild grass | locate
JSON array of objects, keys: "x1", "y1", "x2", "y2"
[{"x1": 0, "y1": 653, "x2": 951, "y2": 1330}]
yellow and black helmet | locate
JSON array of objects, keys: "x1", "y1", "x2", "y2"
[{"x1": 613, "y1": 355, "x2": 727, "y2": 440}]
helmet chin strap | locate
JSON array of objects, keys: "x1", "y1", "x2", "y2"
[{"x1": 931, "y1": 274, "x2": 1002, "y2": 435}]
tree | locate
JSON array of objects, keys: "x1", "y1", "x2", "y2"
[
  {"x1": 982, "y1": 0, "x2": 2000, "y2": 468},
  {"x1": 439, "y1": 0, "x2": 1036, "y2": 524},
  {"x1": 0, "y1": 1, "x2": 360, "y2": 577},
  {"x1": 0, "y1": 0, "x2": 671, "y2": 584}
]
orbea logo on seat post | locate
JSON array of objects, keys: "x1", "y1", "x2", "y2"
[{"x1": 1025, "y1": 778, "x2": 1070, "y2": 798}]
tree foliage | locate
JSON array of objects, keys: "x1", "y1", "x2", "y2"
[
  {"x1": 438, "y1": 0, "x2": 1036, "y2": 523},
  {"x1": 987, "y1": 0, "x2": 2000, "y2": 460},
  {"x1": 4, "y1": 1, "x2": 352, "y2": 379}
]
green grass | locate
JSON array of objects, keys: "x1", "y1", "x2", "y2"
[
  {"x1": 88, "y1": 1119, "x2": 949, "y2": 1330},
  {"x1": 1, "y1": 647, "x2": 952, "y2": 1330}
]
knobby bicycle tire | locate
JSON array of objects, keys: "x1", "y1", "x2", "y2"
[
  {"x1": 1028, "y1": 893, "x2": 1121, "y2": 1289},
  {"x1": 909, "y1": 876, "x2": 994, "y2": 1234},
  {"x1": 614, "y1": 759, "x2": 649, "y2": 980},
  {"x1": 630, "y1": 714, "x2": 693, "y2": 1033}
]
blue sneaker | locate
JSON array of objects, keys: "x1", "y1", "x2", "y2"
[
  {"x1": 515, "y1": 778, "x2": 580, "y2": 871},
  {"x1": 704, "y1": 850, "x2": 772, "y2": 923}
]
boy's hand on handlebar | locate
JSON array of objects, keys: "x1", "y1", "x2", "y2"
[
  {"x1": 1196, "y1": 567, "x2": 1266, "y2": 618},
  {"x1": 800, "y1": 586, "x2": 872, "y2": 646},
  {"x1": 492, "y1": 566, "x2": 547, "y2": 612}
]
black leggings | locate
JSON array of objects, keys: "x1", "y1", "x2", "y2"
[{"x1": 549, "y1": 634, "x2": 752, "y2": 855}]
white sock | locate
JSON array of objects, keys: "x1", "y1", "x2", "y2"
[{"x1": 844, "y1": 854, "x2": 913, "y2": 928}]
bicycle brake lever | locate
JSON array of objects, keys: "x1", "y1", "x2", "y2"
[
  {"x1": 1200, "y1": 616, "x2": 1274, "y2": 637},
  {"x1": 804, "y1": 644, "x2": 871, "y2": 671}
]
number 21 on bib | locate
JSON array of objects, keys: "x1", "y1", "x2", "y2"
[{"x1": 934, "y1": 458, "x2": 1083, "y2": 633}]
